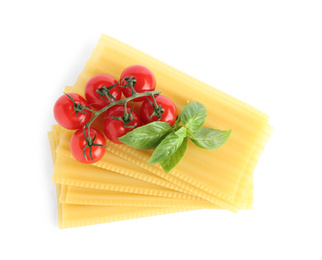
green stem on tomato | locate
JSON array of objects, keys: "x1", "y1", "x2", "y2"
[
  {"x1": 81, "y1": 89, "x2": 161, "y2": 144},
  {"x1": 146, "y1": 94, "x2": 164, "y2": 122},
  {"x1": 67, "y1": 76, "x2": 162, "y2": 162},
  {"x1": 84, "y1": 89, "x2": 161, "y2": 127}
]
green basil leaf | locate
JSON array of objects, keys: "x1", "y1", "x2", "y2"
[
  {"x1": 118, "y1": 121, "x2": 172, "y2": 150},
  {"x1": 190, "y1": 128, "x2": 232, "y2": 150},
  {"x1": 181, "y1": 101, "x2": 207, "y2": 132},
  {"x1": 148, "y1": 127, "x2": 187, "y2": 165},
  {"x1": 160, "y1": 137, "x2": 188, "y2": 173},
  {"x1": 175, "y1": 126, "x2": 187, "y2": 137}
]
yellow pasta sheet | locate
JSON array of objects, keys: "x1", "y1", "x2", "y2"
[
  {"x1": 56, "y1": 84, "x2": 267, "y2": 212},
  {"x1": 51, "y1": 35, "x2": 272, "y2": 216},
  {"x1": 52, "y1": 123, "x2": 255, "y2": 210},
  {"x1": 105, "y1": 124, "x2": 272, "y2": 209},
  {"x1": 56, "y1": 123, "x2": 242, "y2": 212},
  {"x1": 60, "y1": 185, "x2": 218, "y2": 209},
  {"x1": 65, "y1": 83, "x2": 266, "y2": 212},
  {"x1": 55, "y1": 124, "x2": 267, "y2": 210},
  {"x1": 66, "y1": 35, "x2": 271, "y2": 209},
  {"x1": 61, "y1": 201, "x2": 196, "y2": 229},
  {"x1": 50, "y1": 131, "x2": 253, "y2": 229},
  {"x1": 49, "y1": 130, "x2": 197, "y2": 229},
  {"x1": 55, "y1": 137, "x2": 254, "y2": 208},
  {"x1": 56, "y1": 183, "x2": 195, "y2": 229},
  {"x1": 53, "y1": 125, "x2": 201, "y2": 200},
  {"x1": 65, "y1": 43, "x2": 270, "y2": 210},
  {"x1": 55, "y1": 151, "x2": 204, "y2": 200},
  {"x1": 53, "y1": 125, "x2": 247, "y2": 208}
]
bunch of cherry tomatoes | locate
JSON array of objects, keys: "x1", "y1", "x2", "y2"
[{"x1": 54, "y1": 65, "x2": 177, "y2": 164}]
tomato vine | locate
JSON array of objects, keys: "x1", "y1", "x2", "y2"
[{"x1": 65, "y1": 76, "x2": 162, "y2": 162}]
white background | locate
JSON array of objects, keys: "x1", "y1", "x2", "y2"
[{"x1": 1, "y1": 1, "x2": 321, "y2": 259}]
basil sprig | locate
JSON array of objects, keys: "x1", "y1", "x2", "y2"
[{"x1": 119, "y1": 101, "x2": 231, "y2": 173}]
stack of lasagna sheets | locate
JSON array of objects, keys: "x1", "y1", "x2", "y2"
[{"x1": 48, "y1": 35, "x2": 272, "y2": 229}]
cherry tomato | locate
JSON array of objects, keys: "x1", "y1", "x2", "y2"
[
  {"x1": 120, "y1": 65, "x2": 156, "y2": 102},
  {"x1": 54, "y1": 93, "x2": 92, "y2": 130},
  {"x1": 85, "y1": 74, "x2": 121, "y2": 110},
  {"x1": 140, "y1": 95, "x2": 177, "y2": 126},
  {"x1": 103, "y1": 105, "x2": 142, "y2": 144},
  {"x1": 70, "y1": 127, "x2": 106, "y2": 164}
]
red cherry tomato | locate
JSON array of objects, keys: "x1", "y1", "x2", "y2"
[
  {"x1": 70, "y1": 127, "x2": 106, "y2": 164},
  {"x1": 54, "y1": 93, "x2": 92, "y2": 130},
  {"x1": 140, "y1": 95, "x2": 177, "y2": 127},
  {"x1": 85, "y1": 74, "x2": 121, "y2": 110},
  {"x1": 103, "y1": 105, "x2": 142, "y2": 144},
  {"x1": 120, "y1": 65, "x2": 156, "y2": 102}
]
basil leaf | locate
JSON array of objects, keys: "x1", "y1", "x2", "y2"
[
  {"x1": 190, "y1": 128, "x2": 232, "y2": 150},
  {"x1": 181, "y1": 101, "x2": 207, "y2": 132},
  {"x1": 175, "y1": 126, "x2": 187, "y2": 137},
  {"x1": 148, "y1": 127, "x2": 187, "y2": 165},
  {"x1": 160, "y1": 137, "x2": 188, "y2": 173},
  {"x1": 118, "y1": 121, "x2": 172, "y2": 150}
]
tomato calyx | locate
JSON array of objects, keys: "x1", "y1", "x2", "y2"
[
  {"x1": 96, "y1": 82, "x2": 119, "y2": 103},
  {"x1": 81, "y1": 127, "x2": 106, "y2": 162},
  {"x1": 64, "y1": 93, "x2": 92, "y2": 119},
  {"x1": 120, "y1": 76, "x2": 137, "y2": 95},
  {"x1": 145, "y1": 96, "x2": 165, "y2": 122},
  {"x1": 104, "y1": 103, "x2": 136, "y2": 129}
]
